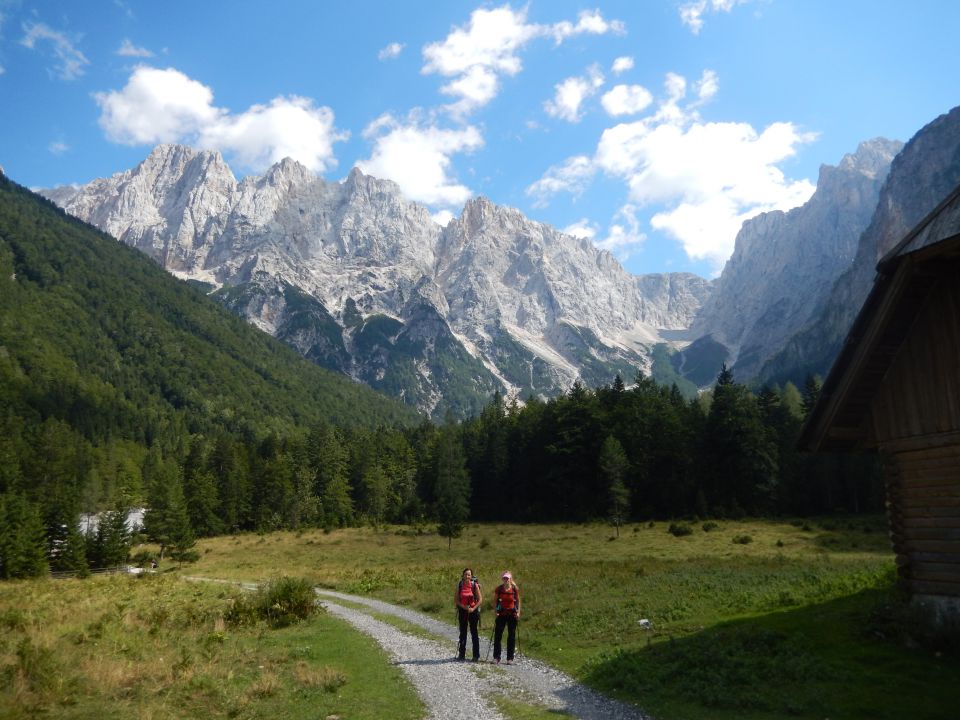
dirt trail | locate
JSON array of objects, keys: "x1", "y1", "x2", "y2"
[{"x1": 315, "y1": 589, "x2": 650, "y2": 720}]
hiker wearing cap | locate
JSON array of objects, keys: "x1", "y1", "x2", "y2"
[
  {"x1": 492, "y1": 570, "x2": 521, "y2": 664},
  {"x1": 455, "y1": 568, "x2": 483, "y2": 661}
]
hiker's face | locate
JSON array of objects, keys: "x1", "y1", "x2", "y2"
[{"x1": 463, "y1": 570, "x2": 472, "y2": 580}]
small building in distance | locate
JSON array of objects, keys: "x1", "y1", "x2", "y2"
[{"x1": 800, "y1": 182, "x2": 960, "y2": 622}]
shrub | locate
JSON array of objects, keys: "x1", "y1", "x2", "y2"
[
  {"x1": 668, "y1": 523, "x2": 694, "y2": 537},
  {"x1": 702, "y1": 522, "x2": 719, "y2": 532},
  {"x1": 732, "y1": 535, "x2": 753, "y2": 545},
  {"x1": 479, "y1": 537, "x2": 490, "y2": 549},
  {"x1": 227, "y1": 577, "x2": 318, "y2": 628}
]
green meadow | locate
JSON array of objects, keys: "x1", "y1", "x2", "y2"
[
  {"x1": 2, "y1": 518, "x2": 958, "y2": 719},
  {"x1": 0, "y1": 573, "x2": 422, "y2": 720},
  {"x1": 187, "y1": 517, "x2": 959, "y2": 719}
]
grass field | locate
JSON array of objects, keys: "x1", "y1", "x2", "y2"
[
  {"x1": 0, "y1": 573, "x2": 423, "y2": 720},
  {"x1": 182, "y1": 516, "x2": 959, "y2": 719}
]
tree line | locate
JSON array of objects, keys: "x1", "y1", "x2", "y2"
[{"x1": 1, "y1": 366, "x2": 883, "y2": 579}]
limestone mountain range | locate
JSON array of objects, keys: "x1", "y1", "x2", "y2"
[{"x1": 40, "y1": 105, "x2": 960, "y2": 416}]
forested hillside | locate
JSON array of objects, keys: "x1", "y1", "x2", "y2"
[
  {"x1": 0, "y1": 175, "x2": 880, "y2": 580},
  {"x1": 0, "y1": 175, "x2": 420, "y2": 575}
]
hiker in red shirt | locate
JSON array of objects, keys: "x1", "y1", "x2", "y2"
[
  {"x1": 455, "y1": 567, "x2": 483, "y2": 661},
  {"x1": 492, "y1": 570, "x2": 521, "y2": 664}
]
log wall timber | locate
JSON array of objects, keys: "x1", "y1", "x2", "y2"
[{"x1": 882, "y1": 443, "x2": 960, "y2": 604}]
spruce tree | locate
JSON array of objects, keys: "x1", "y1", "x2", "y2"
[
  {"x1": 599, "y1": 436, "x2": 631, "y2": 536},
  {"x1": 433, "y1": 428, "x2": 470, "y2": 549},
  {"x1": 0, "y1": 493, "x2": 49, "y2": 579}
]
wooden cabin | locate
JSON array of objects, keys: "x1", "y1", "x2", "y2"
[{"x1": 800, "y1": 183, "x2": 960, "y2": 623}]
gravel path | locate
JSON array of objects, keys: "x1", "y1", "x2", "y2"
[{"x1": 315, "y1": 589, "x2": 650, "y2": 720}]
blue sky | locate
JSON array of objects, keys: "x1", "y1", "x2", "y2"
[{"x1": 1, "y1": 1, "x2": 957, "y2": 278}]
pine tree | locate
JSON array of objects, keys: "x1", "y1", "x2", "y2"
[
  {"x1": 599, "y1": 436, "x2": 630, "y2": 536},
  {"x1": 99, "y1": 505, "x2": 132, "y2": 567},
  {"x1": 144, "y1": 475, "x2": 192, "y2": 562},
  {"x1": 433, "y1": 428, "x2": 470, "y2": 549},
  {"x1": 0, "y1": 492, "x2": 49, "y2": 579}
]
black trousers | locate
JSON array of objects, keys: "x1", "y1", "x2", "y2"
[
  {"x1": 493, "y1": 613, "x2": 517, "y2": 661},
  {"x1": 458, "y1": 608, "x2": 480, "y2": 659}
]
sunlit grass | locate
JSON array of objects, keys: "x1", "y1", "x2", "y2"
[
  {"x1": 0, "y1": 573, "x2": 423, "y2": 719},
  {"x1": 180, "y1": 516, "x2": 960, "y2": 718}
]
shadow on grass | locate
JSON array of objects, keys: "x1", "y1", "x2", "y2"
[{"x1": 584, "y1": 587, "x2": 960, "y2": 720}]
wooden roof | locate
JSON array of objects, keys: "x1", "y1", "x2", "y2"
[{"x1": 800, "y1": 183, "x2": 960, "y2": 452}]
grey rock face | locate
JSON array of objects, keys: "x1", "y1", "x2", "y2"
[
  {"x1": 689, "y1": 138, "x2": 901, "y2": 383},
  {"x1": 761, "y1": 106, "x2": 960, "y2": 386},
  {"x1": 43, "y1": 145, "x2": 712, "y2": 417}
]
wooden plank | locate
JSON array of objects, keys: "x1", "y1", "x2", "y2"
[
  {"x1": 907, "y1": 552, "x2": 960, "y2": 564},
  {"x1": 911, "y1": 567, "x2": 960, "y2": 584},
  {"x1": 901, "y1": 527, "x2": 960, "y2": 540},
  {"x1": 911, "y1": 579, "x2": 960, "y2": 597},
  {"x1": 902, "y1": 539, "x2": 960, "y2": 554},
  {"x1": 901, "y1": 485, "x2": 960, "y2": 500},
  {"x1": 900, "y1": 497, "x2": 960, "y2": 510},
  {"x1": 901, "y1": 516, "x2": 960, "y2": 529},
  {"x1": 900, "y1": 505, "x2": 960, "y2": 517}
]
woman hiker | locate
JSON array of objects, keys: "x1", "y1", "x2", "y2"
[
  {"x1": 455, "y1": 567, "x2": 483, "y2": 661},
  {"x1": 492, "y1": 570, "x2": 521, "y2": 664}
]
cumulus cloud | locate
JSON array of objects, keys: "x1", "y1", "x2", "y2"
[
  {"x1": 601, "y1": 84, "x2": 653, "y2": 117},
  {"x1": 561, "y1": 218, "x2": 598, "y2": 240},
  {"x1": 432, "y1": 209, "x2": 455, "y2": 226},
  {"x1": 422, "y1": 4, "x2": 623, "y2": 116},
  {"x1": 48, "y1": 140, "x2": 69, "y2": 155},
  {"x1": 611, "y1": 56, "x2": 634, "y2": 74},
  {"x1": 531, "y1": 68, "x2": 815, "y2": 267},
  {"x1": 596, "y1": 205, "x2": 646, "y2": 259},
  {"x1": 358, "y1": 113, "x2": 483, "y2": 208},
  {"x1": 526, "y1": 155, "x2": 594, "y2": 206},
  {"x1": 21, "y1": 22, "x2": 89, "y2": 80},
  {"x1": 679, "y1": 0, "x2": 749, "y2": 34},
  {"x1": 116, "y1": 38, "x2": 153, "y2": 57},
  {"x1": 544, "y1": 64, "x2": 604, "y2": 122},
  {"x1": 95, "y1": 66, "x2": 347, "y2": 172},
  {"x1": 378, "y1": 42, "x2": 405, "y2": 60}
]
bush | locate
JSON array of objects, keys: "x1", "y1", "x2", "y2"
[
  {"x1": 227, "y1": 577, "x2": 318, "y2": 628},
  {"x1": 732, "y1": 534, "x2": 753, "y2": 545},
  {"x1": 668, "y1": 523, "x2": 694, "y2": 537},
  {"x1": 702, "y1": 521, "x2": 719, "y2": 532}
]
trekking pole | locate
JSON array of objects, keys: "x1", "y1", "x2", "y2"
[{"x1": 484, "y1": 619, "x2": 496, "y2": 662}]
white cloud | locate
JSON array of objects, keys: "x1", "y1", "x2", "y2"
[
  {"x1": 595, "y1": 90, "x2": 815, "y2": 265},
  {"x1": 358, "y1": 113, "x2": 483, "y2": 207},
  {"x1": 526, "y1": 155, "x2": 594, "y2": 206},
  {"x1": 561, "y1": 218, "x2": 598, "y2": 240},
  {"x1": 611, "y1": 56, "x2": 634, "y2": 75},
  {"x1": 549, "y1": 9, "x2": 626, "y2": 42},
  {"x1": 95, "y1": 66, "x2": 347, "y2": 172},
  {"x1": 21, "y1": 22, "x2": 89, "y2": 80},
  {"x1": 432, "y1": 209, "x2": 455, "y2": 226},
  {"x1": 679, "y1": 0, "x2": 748, "y2": 35},
  {"x1": 694, "y1": 69, "x2": 719, "y2": 103},
  {"x1": 116, "y1": 38, "x2": 153, "y2": 57},
  {"x1": 422, "y1": 4, "x2": 623, "y2": 116},
  {"x1": 596, "y1": 205, "x2": 646, "y2": 259},
  {"x1": 48, "y1": 140, "x2": 69, "y2": 155},
  {"x1": 532, "y1": 69, "x2": 815, "y2": 268},
  {"x1": 544, "y1": 64, "x2": 604, "y2": 122},
  {"x1": 601, "y1": 84, "x2": 653, "y2": 117},
  {"x1": 378, "y1": 42, "x2": 405, "y2": 61}
]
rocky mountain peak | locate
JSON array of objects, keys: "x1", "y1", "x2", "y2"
[
  {"x1": 836, "y1": 137, "x2": 903, "y2": 179},
  {"x1": 43, "y1": 146, "x2": 715, "y2": 417}
]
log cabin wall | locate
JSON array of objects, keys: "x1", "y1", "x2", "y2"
[
  {"x1": 871, "y1": 274, "x2": 960, "y2": 444},
  {"x1": 871, "y1": 270, "x2": 960, "y2": 612}
]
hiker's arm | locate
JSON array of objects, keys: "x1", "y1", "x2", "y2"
[{"x1": 474, "y1": 583, "x2": 483, "y2": 609}]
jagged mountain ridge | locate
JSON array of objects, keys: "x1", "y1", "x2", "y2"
[
  {"x1": 760, "y1": 105, "x2": 960, "y2": 386},
  {"x1": 44, "y1": 145, "x2": 713, "y2": 418},
  {"x1": 686, "y1": 138, "x2": 902, "y2": 384}
]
